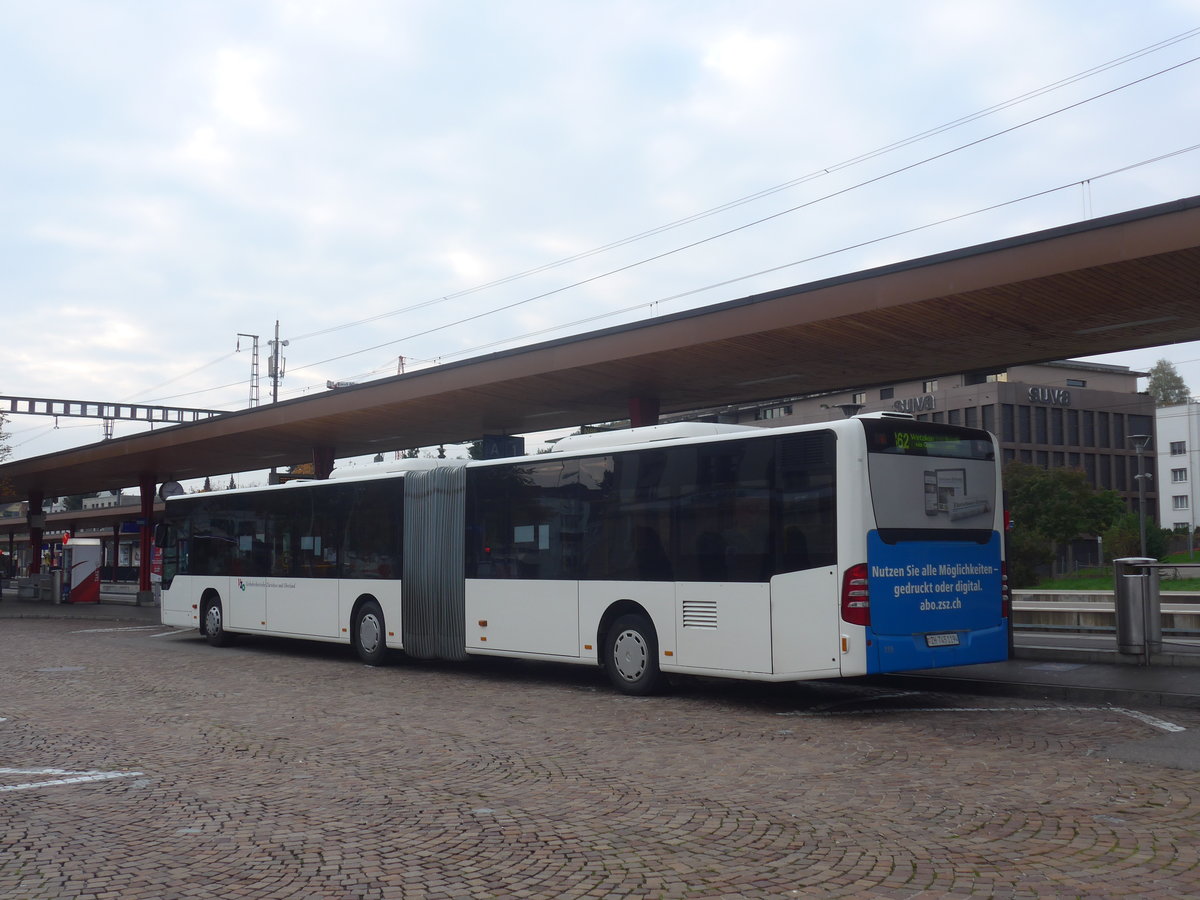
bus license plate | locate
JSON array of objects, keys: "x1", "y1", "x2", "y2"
[{"x1": 925, "y1": 632, "x2": 960, "y2": 648}]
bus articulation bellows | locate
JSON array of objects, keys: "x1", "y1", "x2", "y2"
[{"x1": 156, "y1": 414, "x2": 1009, "y2": 694}]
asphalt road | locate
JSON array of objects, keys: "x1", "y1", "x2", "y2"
[{"x1": 3, "y1": 618, "x2": 1200, "y2": 899}]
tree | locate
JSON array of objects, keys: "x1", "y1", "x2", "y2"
[
  {"x1": 1146, "y1": 358, "x2": 1190, "y2": 406},
  {"x1": 1004, "y1": 461, "x2": 1125, "y2": 585},
  {"x1": 1103, "y1": 512, "x2": 1171, "y2": 561}
]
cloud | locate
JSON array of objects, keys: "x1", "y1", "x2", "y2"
[
  {"x1": 701, "y1": 31, "x2": 786, "y2": 88},
  {"x1": 210, "y1": 46, "x2": 286, "y2": 132},
  {"x1": 175, "y1": 125, "x2": 234, "y2": 172}
]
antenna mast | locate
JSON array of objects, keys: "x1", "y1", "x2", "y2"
[{"x1": 267, "y1": 321, "x2": 288, "y2": 404}]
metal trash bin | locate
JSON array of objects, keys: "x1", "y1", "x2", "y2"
[
  {"x1": 1113, "y1": 557, "x2": 1161, "y2": 657},
  {"x1": 37, "y1": 572, "x2": 62, "y2": 604}
]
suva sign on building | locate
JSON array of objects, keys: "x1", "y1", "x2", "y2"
[{"x1": 1027, "y1": 387, "x2": 1072, "y2": 406}]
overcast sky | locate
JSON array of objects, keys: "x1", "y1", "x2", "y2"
[{"x1": 3, "y1": 0, "x2": 1200, "y2": 467}]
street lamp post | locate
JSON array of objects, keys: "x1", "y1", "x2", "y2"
[{"x1": 1128, "y1": 434, "x2": 1153, "y2": 557}]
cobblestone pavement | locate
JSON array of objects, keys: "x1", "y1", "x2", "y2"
[{"x1": 2, "y1": 619, "x2": 1200, "y2": 899}]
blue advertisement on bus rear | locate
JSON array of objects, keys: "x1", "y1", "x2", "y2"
[{"x1": 866, "y1": 530, "x2": 1006, "y2": 671}]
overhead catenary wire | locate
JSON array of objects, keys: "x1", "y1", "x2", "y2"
[
  {"x1": 282, "y1": 54, "x2": 1200, "y2": 377},
  {"x1": 285, "y1": 27, "x2": 1200, "y2": 346},
  {"x1": 266, "y1": 143, "x2": 1200, "y2": 405},
  {"x1": 135, "y1": 131, "x2": 1200, "y2": 411},
  {"x1": 131, "y1": 36, "x2": 1200, "y2": 409},
  {"x1": 119, "y1": 350, "x2": 238, "y2": 403}
]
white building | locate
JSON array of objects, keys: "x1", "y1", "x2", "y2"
[
  {"x1": 1157, "y1": 401, "x2": 1200, "y2": 532},
  {"x1": 81, "y1": 490, "x2": 138, "y2": 511}
]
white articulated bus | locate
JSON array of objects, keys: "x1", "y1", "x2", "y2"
[{"x1": 157, "y1": 413, "x2": 1009, "y2": 694}]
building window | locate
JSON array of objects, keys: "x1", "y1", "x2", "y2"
[
  {"x1": 922, "y1": 379, "x2": 938, "y2": 393},
  {"x1": 1000, "y1": 404, "x2": 1014, "y2": 441},
  {"x1": 1018, "y1": 406, "x2": 1032, "y2": 443},
  {"x1": 1173, "y1": 468, "x2": 1189, "y2": 483},
  {"x1": 756, "y1": 404, "x2": 792, "y2": 420},
  {"x1": 1066, "y1": 378, "x2": 1087, "y2": 388},
  {"x1": 963, "y1": 371, "x2": 1007, "y2": 386},
  {"x1": 1174, "y1": 495, "x2": 1190, "y2": 510},
  {"x1": 851, "y1": 392, "x2": 865, "y2": 405},
  {"x1": 879, "y1": 387, "x2": 894, "y2": 400},
  {"x1": 1172, "y1": 441, "x2": 1187, "y2": 456},
  {"x1": 1129, "y1": 414, "x2": 1153, "y2": 437},
  {"x1": 1175, "y1": 523, "x2": 1192, "y2": 532},
  {"x1": 1051, "y1": 407, "x2": 1064, "y2": 445}
]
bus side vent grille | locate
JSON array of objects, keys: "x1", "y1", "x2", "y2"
[{"x1": 682, "y1": 599, "x2": 718, "y2": 629}]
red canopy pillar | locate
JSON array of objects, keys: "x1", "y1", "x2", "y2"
[
  {"x1": 27, "y1": 491, "x2": 44, "y2": 575},
  {"x1": 628, "y1": 396, "x2": 660, "y2": 428},
  {"x1": 137, "y1": 474, "x2": 155, "y2": 606},
  {"x1": 111, "y1": 522, "x2": 121, "y2": 583},
  {"x1": 313, "y1": 446, "x2": 335, "y2": 480}
]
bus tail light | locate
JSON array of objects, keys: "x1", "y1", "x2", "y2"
[
  {"x1": 841, "y1": 563, "x2": 870, "y2": 626},
  {"x1": 1001, "y1": 562, "x2": 1012, "y2": 619}
]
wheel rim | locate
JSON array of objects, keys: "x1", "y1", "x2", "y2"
[
  {"x1": 359, "y1": 612, "x2": 381, "y2": 654},
  {"x1": 205, "y1": 604, "x2": 222, "y2": 636},
  {"x1": 612, "y1": 629, "x2": 648, "y2": 682}
]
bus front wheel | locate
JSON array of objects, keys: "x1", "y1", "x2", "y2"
[
  {"x1": 604, "y1": 613, "x2": 665, "y2": 696},
  {"x1": 354, "y1": 600, "x2": 388, "y2": 665},
  {"x1": 202, "y1": 598, "x2": 235, "y2": 648}
]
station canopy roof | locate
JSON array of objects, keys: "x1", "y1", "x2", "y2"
[{"x1": 3, "y1": 194, "x2": 1200, "y2": 505}]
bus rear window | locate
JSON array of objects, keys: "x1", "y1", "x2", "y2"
[{"x1": 862, "y1": 420, "x2": 997, "y2": 542}]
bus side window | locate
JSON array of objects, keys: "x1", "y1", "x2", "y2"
[
  {"x1": 634, "y1": 524, "x2": 672, "y2": 581},
  {"x1": 779, "y1": 526, "x2": 809, "y2": 573},
  {"x1": 775, "y1": 433, "x2": 837, "y2": 575}
]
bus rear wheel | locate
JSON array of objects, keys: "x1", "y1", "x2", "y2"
[
  {"x1": 354, "y1": 599, "x2": 388, "y2": 665},
  {"x1": 604, "y1": 613, "x2": 665, "y2": 695},
  {"x1": 202, "y1": 598, "x2": 235, "y2": 647}
]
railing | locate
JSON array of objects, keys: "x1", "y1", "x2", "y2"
[{"x1": 1013, "y1": 561, "x2": 1200, "y2": 665}]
